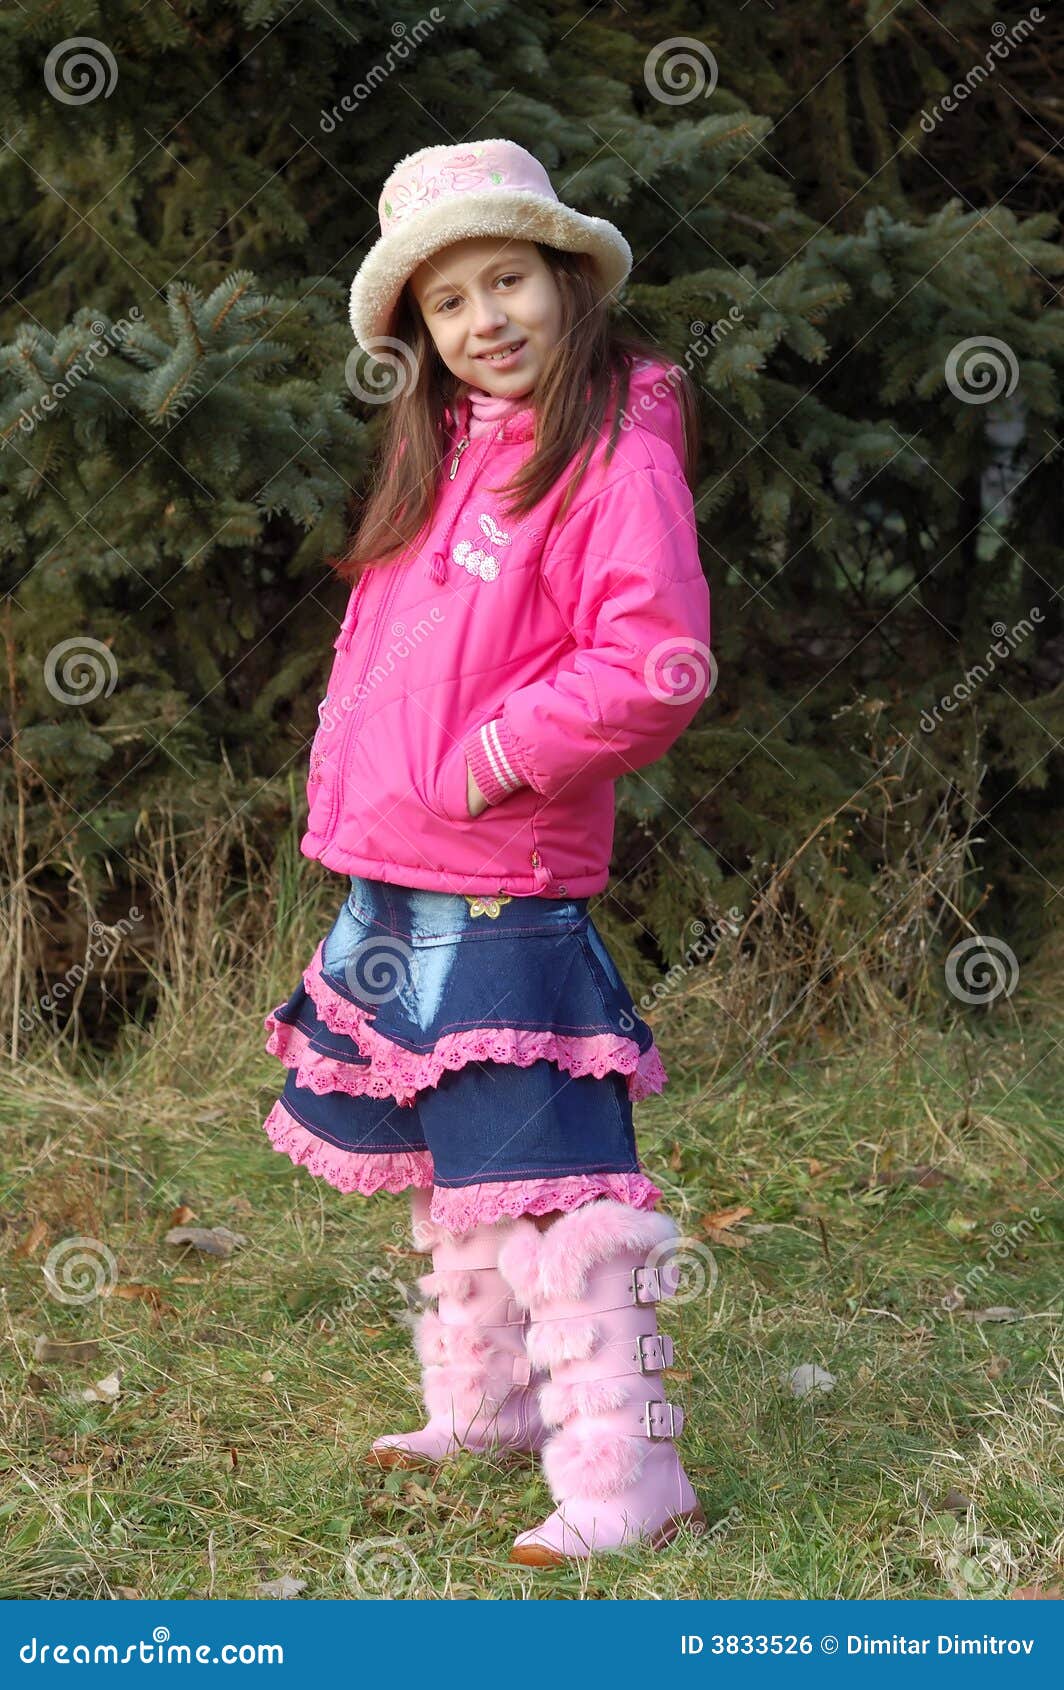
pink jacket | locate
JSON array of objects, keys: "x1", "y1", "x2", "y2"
[{"x1": 301, "y1": 357, "x2": 712, "y2": 899}]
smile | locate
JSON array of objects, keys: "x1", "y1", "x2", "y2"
[{"x1": 477, "y1": 340, "x2": 526, "y2": 362}]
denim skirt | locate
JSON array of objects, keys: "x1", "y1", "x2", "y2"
[{"x1": 261, "y1": 875, "x2": 667, "y2": 1232}]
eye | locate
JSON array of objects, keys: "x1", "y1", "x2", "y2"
[{"x1": 437, "y1": 274, "x2": 521, "y2": 313}]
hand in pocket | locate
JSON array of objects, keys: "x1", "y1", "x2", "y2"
[{"x1": 466, "y1": 762, "x2": 489, "y2": 818}]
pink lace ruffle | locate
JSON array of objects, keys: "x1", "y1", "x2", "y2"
[
  {"x1": 262, "y1": 1099, "x2": 434, "y2": 1195},
  {"x1": 427, "y1": 1172, "x2": 663, "y2": 1233},
  {"x1": 264, "y1": 1016, "x2": 418, "y2": 1105},
  {"x1": 270, "y1": 940, "x2": 668, "y2": 1104},
  {"x1": 261, "y1": 1096, "x2": 661, "y2": 1227}
]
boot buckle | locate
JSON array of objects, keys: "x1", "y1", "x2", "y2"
[
  {"x1": 630, "y1": 1266, "x2": 663, "y2": 1304},
  {"x1": 635, "y1": 1333, "x2": 674, "y2": 1374},
  {"x1": 643, "y1": 1399, "x2": 683, "y2": 1440}
]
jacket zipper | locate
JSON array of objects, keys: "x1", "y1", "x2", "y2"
[
  {"x1": 326, "y1": 433, "x2": 472, "y2": 841},
  {"x1": 325, "y1": 417, "x2": 556, "y2": 895},
  {"x1": 323, "y1": 565, "x2": 403, "y2": 843}
]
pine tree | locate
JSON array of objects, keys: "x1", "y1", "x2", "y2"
[{"x1": 2, "y1": 0, "x2": 1061, "y2": 1045}]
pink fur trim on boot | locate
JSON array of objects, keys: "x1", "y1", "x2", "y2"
[
  {"x1": 365, "y1": 1204, "x2": 549, "y2": 1471},
  {"x1": 495, "y1": 1198, "x2": 706, "y2": 1564}
]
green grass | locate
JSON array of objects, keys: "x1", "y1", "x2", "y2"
[{"x1": 1, "y1": 992, "x2": 1061, "y2": 1600}]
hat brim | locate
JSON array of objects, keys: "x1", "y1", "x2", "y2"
[{"x1": 348, "y1": 190, "x2": 632, "y2": 355}]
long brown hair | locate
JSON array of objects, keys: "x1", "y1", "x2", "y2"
[{"x1": 333, "y1": 244, "x2": 700, "y2": 589}]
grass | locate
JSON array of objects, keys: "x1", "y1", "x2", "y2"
[{"x1": 0, "y1": 901, "x2": 1061, "y2": 1601}]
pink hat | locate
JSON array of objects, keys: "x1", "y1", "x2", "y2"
[{"x1": 348, "y1": 138, "x2": 632, "y2": 354}]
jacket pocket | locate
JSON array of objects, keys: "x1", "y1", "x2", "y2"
[{"x1": 417, "y1": 736, "x2": 473, "y2": 824}]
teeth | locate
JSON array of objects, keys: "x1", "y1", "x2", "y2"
[{"x1": 483, "y1": 342, "x2": 522, "y2": 360}]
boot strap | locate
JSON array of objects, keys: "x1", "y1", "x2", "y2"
[
  {"x1": 634, "y1": 1398, "x2": 684, "y2": 1440},
  {"x1": 552, "y1": 1332, "x2": 674, "y2": 1385},
  {"x1": 434, "y1": 1299, "x2": 526, "y2": 1330}
]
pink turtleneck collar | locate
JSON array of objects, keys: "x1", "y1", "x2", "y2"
[{"x1": 463, "y1": 383, "x2": 533, "y2": 439}]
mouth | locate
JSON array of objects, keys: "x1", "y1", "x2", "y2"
[{"x1": 475, "y1": 339, "x2": 527, "y2": 363}]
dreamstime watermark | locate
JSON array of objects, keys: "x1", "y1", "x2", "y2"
[
  {"x1": 645, "y1": 637, "x2": 717, "y2": 706},
  {"x1": 944, "y1": 936, "x2": 1019, "y2": 1005},
  {"x1": 19, "y1": 909, "x2": 144, "y2": 1034},
  {"x1": 919, "y1": 608, "x2": 1043, "y2": 731},
  {"x1": 19, "y1": 1629, "x2": 284, "y2": 1666},
  {"x1": 316, "y1": 610, "x2": 445, "y2": 730},
  {"x1": 43, "y1": 37, "x2": 118, "y2": 105},
  {"x1": 320, "y1": 12, "x2": 444, "y2": 131},
  {"x1": 919, "y1": 9, "x2": 1045, "y2": 134},
  {"x1": 925, "y1": 1512, "x2": 1019, "y2": 1601},
  {"x1": 644, "y1": 37, "x2": 719, "y2": 104},
  {"x1": 301, "y1": 1263, "x2": 410, "y2": 1332},
  {"x1": 618, "y1": 908, "x2": 742, "y2": 1033},
  {"x1": 7, "y1": 309, "x2": 143, "y2": 443},
  {"x1": 931, "y1": 1208, "x2": 1044, "y2": 1321},
  {"x1": 646, "y1": 1234, "x2": 719, "y2": 1306},
  {"x1": 42, "y1": 1236, "x2": 118, "y2": 1305},
  {"x1": 945, "y1": 336, "x2": 1019, "y2": 405},
  {"x1": 345, "y1": 1537, "x2": 422, "y2": 1597},
  {"x1": 42, "y1": 636, "x2": 119, "y2": 705},
  {"x1": 340, "y1": 935, "x2": 416, "y2": 1009},
  {"x1": 345, "y1": 336, "x2": 420, "y2": 404},
  {"x1": 619, "y1": 321, "x2": 746, "y2": 432}
]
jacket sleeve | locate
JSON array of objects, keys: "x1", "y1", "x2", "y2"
[{"x1": 462, "y1": 465, "x2": 712, "y2": 805}]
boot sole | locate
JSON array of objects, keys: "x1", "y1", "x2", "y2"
[{"x1": 509, "y1": 1503, "x2": 708, "y2": 1567}]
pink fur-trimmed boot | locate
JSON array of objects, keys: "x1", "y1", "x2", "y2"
[
  {"x1": 496, "y1": 1199, "x2": 706, "y2": 1564},
  {"x1": 365, "y1": 1193, "x2": 548, "y2": 1470}
]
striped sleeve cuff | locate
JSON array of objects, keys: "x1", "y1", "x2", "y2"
[{"x1": 463, "y1": 717, "x2": 533, "y2": 806}]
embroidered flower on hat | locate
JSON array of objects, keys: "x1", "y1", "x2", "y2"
[{"x1": 384, "y1": 151, "x2": 509, "y2": 225}]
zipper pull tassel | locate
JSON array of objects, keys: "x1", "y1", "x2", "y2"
[{"x1": 448, "y1": 435, "x2": 470, "y2": 480}]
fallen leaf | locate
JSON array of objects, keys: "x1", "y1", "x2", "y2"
[
  {"x1": 25, "y1": 1372, "x2": 50, "y2": 1395},
  {"x1": 260, "y1": 1370, "x2": 276, "y2": 1384},
  {"x1": 255, "y1": 1575, "x2": 306, "y2": 1600},
  {"x1": 1011, "y1": 1582, "x2": 1063, "y2": 1600},
  {"x1": 787, "y1": 1363, "x2": 836, "y2": 1398},
  {"x1": 104, "y1": 1284, "x2": 169, "y2": 1308},
  {"x1": 168, "y1": 1204, "x2": 195, "y2": 1227},
  {"x1": 986, "y1": 1355, "x2": 1010, "y2": 1380},
  {"x1": 165, "y1": 1225, "x2": 247, "y2": 1258},
  {"x1": 404, "y1": 1480, "x2": 436, "y2": 1507},
  {"x1": 668, "y1": 1141, "x2": 683, "y2": 1171},
  {"x1": 807, "y1": 1158, "x2": 826, "y2": 1176},
  {"x1": 945, "y1": 1210, "x2": 978, "y2": 1238},
  {"x1": 114, "y1": 1586, "x2": 140, "y2": 1599},
  {"x1": 962, "y1": 1307, "x2": 1022, "y2": 1323},
  {"x1": 172, "y1": 1275, "x2": 203, "y2": 1285},
  {"x1": 14, "y1": 1219, "x2": 48, "y2": 1258},
  {"x1": 82, "y1": 1371, "x2": 122, "y2": 1404},
  {"x1": 700, "y1": 1205, "x2": 753, "y2": 1232},
  {"x1": 937, "y1": 1487, "x2": 973, "y2": 1516},
  {"x1": 33, "y1": 1337, "x2": 100, "y2": 1364}
]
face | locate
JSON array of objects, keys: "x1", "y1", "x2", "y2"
[{"x1": 408, "y1": 236, "x2": 564, "y2": 397}]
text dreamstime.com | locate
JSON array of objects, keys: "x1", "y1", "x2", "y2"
[{"x1": 19, "y1": 1634, "x2": 284, "y2": 1666}]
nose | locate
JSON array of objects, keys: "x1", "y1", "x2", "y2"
[{"x1": 469, "y1": 288, "x2": 508, "y2": 339}]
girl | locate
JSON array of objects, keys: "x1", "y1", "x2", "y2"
[{"x1": 261, "y1": 139, "x2": 712, "y2": 1566}]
